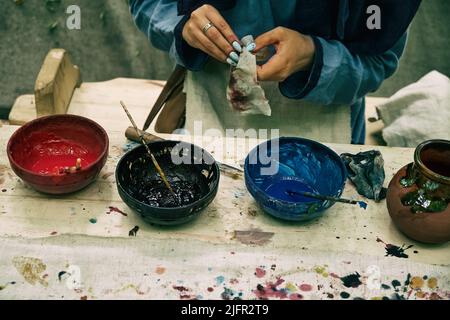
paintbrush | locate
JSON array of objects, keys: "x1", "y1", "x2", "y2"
[
  {"x1": 120, "y1": 101, "x2": 175, "y2": 195},
  {"x1": 286, "y1": 190, "x2": 367, "y2": 209},
  {"x1": 125, "y1": 126, "x2": 244, "y2": 173}
]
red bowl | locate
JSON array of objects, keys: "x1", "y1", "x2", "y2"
[{"x1": 7, "y1": 115, "x2": 109, "y2": 194}]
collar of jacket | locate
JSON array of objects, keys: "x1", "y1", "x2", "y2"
[{"x1": 177, "y1": 0, "x2": 236, "y2": 15}]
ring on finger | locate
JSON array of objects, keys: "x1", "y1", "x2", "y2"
[{"x1": 202, "y1": 22, "x2": 214, "y2": 35}]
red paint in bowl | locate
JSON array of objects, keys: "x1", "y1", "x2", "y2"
[{"x1": 7, "y1": 115, "x2": 109, "y2": 194}]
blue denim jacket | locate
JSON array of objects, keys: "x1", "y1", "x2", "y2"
[{"x1": 129, "y1": 0, "x2": 408, "y2": 144}]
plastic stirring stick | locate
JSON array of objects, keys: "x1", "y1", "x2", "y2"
[{"x1": 120, "y1": 101, "x2": 175, "y2": 195}]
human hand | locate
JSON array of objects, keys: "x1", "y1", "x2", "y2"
[
  {"x1": 254, "y1": 27, "x2": 316, "y2": 82},
  {"x1": 182, "y1": 4, "x2": 243, "y2": 66}
]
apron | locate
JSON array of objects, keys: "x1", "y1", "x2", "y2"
[{"x1": 184, "y1": 60, "x2": 351, "y2": 144}]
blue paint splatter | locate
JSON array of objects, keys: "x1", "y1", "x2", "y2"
[
  {"x1": 358, "y1": 201, "x2": 368, "y2": 210},
  {"x1": 221, "y1": 287, "x2": 242, "y2": 300},
  {"x1": 123, "y1": 141, "x2": 140, "y2": 153},
  {"x1": 215, "y1": 276, "x2": 225, "y2": 285}
]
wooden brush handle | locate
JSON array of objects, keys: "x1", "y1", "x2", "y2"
[{"x1": 125, "y1": 126, "x2": 164, "y2": 144}]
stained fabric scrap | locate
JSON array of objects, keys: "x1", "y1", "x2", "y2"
[
  {"x1": 341, "y1": 150, "x2": 387, "y2": 201},
  {"x1": 227, "y1": 36, "x2": 271, "y2": 116}
]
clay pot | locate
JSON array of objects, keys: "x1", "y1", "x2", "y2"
[{"x1": 387, "y1": 140, "x2": 450, "y2": 244}]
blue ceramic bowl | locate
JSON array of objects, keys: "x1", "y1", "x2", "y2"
[{"x1": 244, "y1": 137, "x2": 347, "y2": 222}]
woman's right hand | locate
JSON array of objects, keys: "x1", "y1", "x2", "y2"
[{"x1": 182, "y1": 4, "x2": 243, "y2": 66}]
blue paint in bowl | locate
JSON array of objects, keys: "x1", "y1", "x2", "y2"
[{"x1": 244, "y1": 137, "x2": 347, "y2": 222}]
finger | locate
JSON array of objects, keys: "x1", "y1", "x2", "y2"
[
  {"x1": 192, "y1": 30, "x2": 228, "y2": 62},
  {"x1": 198, "y1": 21, "x2": 235, "y2": 58},
  {"x1": 205, "y1": 8, "x2": 239, "y2": 46},
  {"x1": 257, "y1": 53, "x2": 289, "y2": 82},
  {"x1": 182, "y1": 22, "x2": 198, "y2": 47},
  {"x1": 254, "y1": 28, "x2": 283, "y2": 53}
]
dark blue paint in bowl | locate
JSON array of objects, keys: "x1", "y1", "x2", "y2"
[{"x1": 244, "y1": 137, "x2": 347, "y2": 222}]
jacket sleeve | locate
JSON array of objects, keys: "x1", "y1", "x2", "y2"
[
  {"x1": 279, "y1": 32, "x2": 408, "y2": 105},
  {"x1": 129, "y1": 0, "x2": 208, "y2": 70}
]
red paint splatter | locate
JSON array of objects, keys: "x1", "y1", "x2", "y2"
[
  {"x1": 172, "y1": 285, "x2": 189, "y2": 292},
  {"x1": 50, "y1": 231, "x2": 58, "y2": 236},
  {"x1": 230, "y1": 252, "x2": 235, "y2": 255},
  {"x1": 207, "y1": 287, "x2": 214, "y2": 292},
  {"x1": 330, "y1": 273, "x2": 340, "y2": 279},
  {"x1": 155, "y1": 267, "x2": 166, "y2": 275},
  {"x1": 429, "y1": 292, "x2": 443, "y2": 300},
  {"x1": 80, "y1": 296, "x2": 88, "y2": 300},
  {"x1": 407, "y1": 289, "x2": 414, "y2": 299},
  {"x1": 289, "y1": 293, "x2": 304, "y2": 300},
  {"x1": 255, "y1": 267, "x2": 266, "y2": 278},
  {"x1": 299, "y1": 284, "x2": 313, "y2": 292},
  {"x1": 253, "y1": 278, "x2": 288, "y2": 300},
  {"x1": 173, "y1": 285, "x2": 195, "y2": 300},
  {"x1": 107, "y1": 206, "x2": 127, "y2": 216}
]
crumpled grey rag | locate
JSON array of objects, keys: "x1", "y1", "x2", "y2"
[{"x1": 341, "y1": 150, "x2": 387, "y2": 201}]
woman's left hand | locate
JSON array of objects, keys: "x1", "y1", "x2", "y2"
[{"x1": 254, "y1": 27, "x2": 316, "y2": 82}]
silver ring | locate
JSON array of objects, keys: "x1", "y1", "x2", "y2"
[{"x1": 202, "y1": 22, "x2": 214, "y2": 34}]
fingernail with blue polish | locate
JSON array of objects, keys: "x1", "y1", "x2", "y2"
[
  {"x1": 229, "y1": 51, "x2": 239, "y2": 63},
  {"x1": 226, "y1": 58, "x2": 237, "y2": 67},
  {"x1": 232, "y1": 41, "x2": 242, "y2": 53},
  {"x1": 246, "y1": 42, "x2": 256, "y2": 52}
]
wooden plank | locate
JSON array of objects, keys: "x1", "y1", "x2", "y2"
[
  {"x1": 34, "y1": 49, "x2": 81, "y2": 117},
  {"x1": 8, "y1": 78, "x2": 165, "y2": 132},
  {"x1": 8, "y1": 95, "x2": 36, "y2": 125},
  {"x1": 67, "y1": 78, "x2": 165, "y2": 133}
]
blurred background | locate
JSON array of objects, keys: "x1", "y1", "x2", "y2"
[{"x1": 1, "y1": 0, "x2": 449, "y2": 119}]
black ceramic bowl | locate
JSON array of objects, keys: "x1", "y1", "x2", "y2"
[{"x1": 116, "y1": 140, "x2": 220, "y2": 226}]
